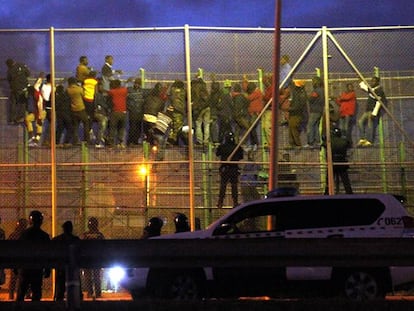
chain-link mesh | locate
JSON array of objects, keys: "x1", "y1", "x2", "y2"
[{"x1": 1, "y1": 26, "x2": 414, "y2": 299}]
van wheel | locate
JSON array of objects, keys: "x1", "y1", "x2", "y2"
[
  {"x1": 339, "y1": 270, "x2": 386, "y2": 301},
  {"x1": 150, "y1": 270, "x2": 205, "y2": 300}
]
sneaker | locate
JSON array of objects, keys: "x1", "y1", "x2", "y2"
[
  {"x1": 362, "y1": 140, "x2": 372, "y2": 147},
  {"x1": 95, "y1": 143, "x2": 105, "y2": 149},
  {"x1": 303, "y1": 144, "x2": 312, "y2": 149},
  {"x1": 357, "y1": 139, "x2": 367, "y2": 147},
  {"x1": 28, "y1": 138, "x2": 38, "y2": 147},
  {"x1": 89, "y1": 129, "x2": 96, "y2": 142}
]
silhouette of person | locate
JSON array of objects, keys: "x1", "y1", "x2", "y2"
[
  {"x1": 81, "y1": 217, "x2": 104, "y2": 299},
  {"x1": 7, "y1": 218, "x2": 28, "y2": 300},
  {"x1": 324, "y1": 127, "x2": 353, "y2": 194},
  {"x1": 52, "y1": 221, "x2": 80, "y2": 301},
  {"x1": 216, "y1": 132, "x2": 244, "y2": 208},
  {"x1": 240, "y1": 151, "x2": 261, "y2": 203},
  {"x1": 174, "y1": 213, "x2": 190, "y2": 233},
  {"x1": 141, "y1": 217, "x2": 163, "y2": 239},
  {"x1": 0, "y1": 217, "x2": 5, "y2": 289},
  {"x1": 16, "y1": 210, "x2": 51, "y2": 302}
]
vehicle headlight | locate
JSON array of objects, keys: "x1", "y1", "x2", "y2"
[{"x1": 107, "y1": 266, "x2": 126, "y2": 291}]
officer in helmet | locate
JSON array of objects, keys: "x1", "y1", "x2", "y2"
[
  {"x1": 8, "y1": 218, "x2": 28, "y2": 300},
  {"x1": 323, "y1": 127, "x2": 353, "y2": 194},
  {"x1": 216, "y1": 131, "x2": 243, "y2": 208},
  {"x1": 81, "y1": 217, "x2": 104, "y2": 299},
  {"x1": 53, "y1": 221, "x2": 81, "y2": 301},
  {"x1": 174, "y1": 213, "x2": 190, "y2": 233},
  {"x1": 141, "y1": 217, "x2": 163, "y2": 239},
  {"x1": 16, "y1": 210, "x2": 51, "y2": 302}
]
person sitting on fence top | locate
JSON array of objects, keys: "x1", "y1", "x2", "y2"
[
  {"x1": 106, "y1": 79, "x2": 128, "y2": 148},
  {"x1": 76, "y1": 56, "x2": 90, "y2": 84},
  {"x1": 245, "y1": 81, "x2": 263, "y2": 150},
  {"x1": 101, "y1": 55, "x2": 122, "y2": 91},
  {"x1": 167, "y1": 79, "x2": 186, "y2": 145},
  {"x1": 143, "y1": 83, "x2": 167, "y2": 145},
  {"x1": 127, "y1": 77, "x2": 146, "y2": 146},
  {"x1": 231, "y1": 83, "x2": 250, "y2": 145},
  {"x1": 335, "y1": 82, "x2": 357, "y2": 145},
  {"x1": 192, "y1": 76, "x2": 210, "y2": 146},
  {"x1": 357, "y1": 76, "x2": 387, "y2": 147},
  {"x1": 67, "y1": 76, "x2": 91, "y2": 145}
]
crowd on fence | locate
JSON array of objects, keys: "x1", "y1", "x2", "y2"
[{"x1": 4, "y1": 54, "x2": 388, "y2": 153}]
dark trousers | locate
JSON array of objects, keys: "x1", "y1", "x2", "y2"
[
  {"x1": 72, "y1": 109, "x2": 91, "y2": 144},
  {"x1": 83, "y1": 269, "x2": 101, "y2": 298},
  {"x1": 56, "y1": 113, "x2": 74, "y2": 144},
  {"x1": 8, "y1": 90, "x2": 27, "y2": 123},
  {"x1": 217, "y1": 166, "x2": 239, "y2": 207},
  {"x1": 325, "y1": 165, "x2": 353, "y2": 194},
  {"x1": 127, "y1": 116, "x2": 143, "y2": 145},
  {"x1": 108, "y1": 111, "x2": 127, "y2": 145},
  {"x1": 16, "y1": 269, "x2": 43, "y2": 301}
]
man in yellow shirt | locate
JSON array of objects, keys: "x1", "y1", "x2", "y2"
[{"x1": 76, "y1": 56, "x2": 90, "y2": 83}]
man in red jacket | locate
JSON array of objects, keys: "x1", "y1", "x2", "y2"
[
  {"x1": 335, "y1": 83, "x2": 357, "y2": 144},
  {"x1": 107, "y1": 79, "x2": 128, "y2": 148}
]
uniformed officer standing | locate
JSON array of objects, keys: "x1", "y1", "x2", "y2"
[
  {"x1": 81, "y1": 217, "x2": 105, "y2": 299},
  {"x1": 324, "y1": 127, "x2": 353, "y2": 194},
  {"x1": 216, "y1": 132, "x2": 244, "y2": 208},
  {"x1": 16, "y1": 210, "x2": 50, "y2": 302}
]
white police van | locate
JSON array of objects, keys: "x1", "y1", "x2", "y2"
[{"x1": 121, "y1": 193, "x2": 414, "y2": 301}]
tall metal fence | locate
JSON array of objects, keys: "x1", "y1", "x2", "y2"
[{"x1": 0, "y1": 25, "x2": 414, "y2": 241}]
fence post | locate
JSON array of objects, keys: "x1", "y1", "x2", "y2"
[
  {"x1": 140, "y1": 68, "x2": 146, "y2": 88},
  {"x1": 81, "y1": 142, "x2": 89, "y2": 224},
  {"x1": 399, "y1": 141, "x2": 407, "y2": 197}
]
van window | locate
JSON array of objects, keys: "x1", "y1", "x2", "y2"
[
  {"x1": 278, "y1": 198, "x2": 385, "y2": 230},
  {"x1": 214, "y1": 203, "x2": 279, "y2": 235}
]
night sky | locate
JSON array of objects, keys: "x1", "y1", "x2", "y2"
[{"x1": 0, "y1": 0, "x2": 412, "y2": 29}]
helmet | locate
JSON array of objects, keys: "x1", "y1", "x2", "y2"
[
  {"x1": 88, "y1": 217, "x2": 99, "y2": 230},
  {"x1": 223, "y1": 79, "x2": 232, "y2": 88},
  {"x1": 174, "y1": 213, "x2": 190, "y2": 233},
  {"x1": 145, "y1": 217, "x2": 163, "y2": 237},
  {"x1": 148, "y1": 217, "x2": 163, "y2": 230},
  {"x1": 29, "y1": 210, "x2": 43, "y2": 227},
  {"x1": 332, "y1": 127, "x2": 342, "y2": 137}
]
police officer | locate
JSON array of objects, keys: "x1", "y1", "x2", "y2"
[
  {"x1": 8, "y1": 218, "x2": 28, "y2": 300},
  {"x1": 174, "y1": 213, "x2": 190, "y2": 233},
  {"x1": 53, "y1": 221, "x2": 80, "y2": 301},
  {"x1": 216, "y1": 132, "x2": 244, "y2": 208},
  {"x1": 16, "y1": 210, "x2": 50, "y2": 302},
  {"x1": 81, "y1": 217, "x2": 104, "y2": 299},
  {"x1": 141, "y1": 217, "x2": 163, "y2": 239},
  {"x1": 324, "y1": 127, "x2": 353, "y2": 194}
]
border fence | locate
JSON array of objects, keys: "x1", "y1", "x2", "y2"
[{"x1": 1, "y1": 25, "x2": 414, "y2": 298}]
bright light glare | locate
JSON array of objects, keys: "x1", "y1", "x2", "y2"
[
  {"x1": 138, "y1": 165, "x2": 147, "y2": 176},
  {"x1": 108, "y1": 266, "x2": 126, "y2": 291}
]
